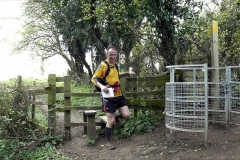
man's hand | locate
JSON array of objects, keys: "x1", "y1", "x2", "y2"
[
  {"x1": 129, "y1": 71, "x2": 136, "y2": 77},
  {"x1": 101, "y1": 85, "x2": 109, "y2": 93}
]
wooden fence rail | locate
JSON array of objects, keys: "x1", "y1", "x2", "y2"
[
  {"x1": 27, "y1": 54, "x2": 211, "y2": 139},
  {"x1": 28, "y1": 72, "x2": 169, "y2": 139}
]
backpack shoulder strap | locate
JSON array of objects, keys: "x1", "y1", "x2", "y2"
[
  {"x1": 103, "y1": 61, "x2": 119, "y2": 78},
  {"x1": 115, "y1": 62, "x2": 119, "y2": 71},
  {"x1": 103, "y1": 61, "x2": 110, "y2": 78}
]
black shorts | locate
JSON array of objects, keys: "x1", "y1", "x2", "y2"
[{"x1": 102, "y1": 96, "x2": 127, "y2": 113}]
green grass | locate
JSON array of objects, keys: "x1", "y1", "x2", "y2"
[
  {"x1": 29, "y1": 106, "x2": 48, "y2": 126},
  {"x1": 0, "y1": 78, "x2": 164, "y2": 159},
  {"x1": 71, "y1": 84, "x2": 102, "y2": 106},
  {"x1": 113, "y1": 114, "x2": 163, "y2": 138},
  {"x1": 1, "y1": 77, "x2": 47, "y2": 86},
  {"x1": 0, "y1": 140, "x2": 72, "y2": 160},
  {"x1": 0, "y1": 78, "x2": 71, "y2": 160}
]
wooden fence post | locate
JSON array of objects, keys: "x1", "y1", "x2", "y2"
[
  {"x1": 210, "y1": 21, "x2": 220, "y2": 120},
  {"x1": 120, "y1": 57, "x2": 135, "y2": 116},
  {"x1": 31, "y1": 93, "x2": 36, "y2": 120},
  {"x1": 31, "y1": 81, "x2": 36, "y2": 120},
  {"x1": 47, "y1": 74, "x2": 57, "y2": 136},
  {"x1": 64, "y1": 76, "x2": 71, "y2": 139},
  {"x1": 120, "y1": 60, "x2": 126, "y2": 96},
  {"x1": 16, "y1": 75, "x2": 22, "y2": 87}
]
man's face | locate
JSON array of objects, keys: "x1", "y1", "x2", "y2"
[{"x1": 107, "y1": 48, "x2": 118, "y2": 64}]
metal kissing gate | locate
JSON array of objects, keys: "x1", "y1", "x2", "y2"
[{"x1": 165, "y1": 64, "x2": 240, "y2": 145}]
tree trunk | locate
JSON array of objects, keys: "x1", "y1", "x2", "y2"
[{"x1": 76, "y1": 39, "x2": 93, "y2": 78}]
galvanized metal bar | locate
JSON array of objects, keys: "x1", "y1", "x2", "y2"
[
  {"x1": 225, "y1": 66, "x2": 231, "y2": 127},
  {"x1": 193, "y1": 68, "x2": 196, "y2": 117},
  {"x1": 166, "y1": 64, "x2": 209, "y2": 145},
  {"x1": 203, "y1": 63, "x2": 208, "y2": 146},
  {"x1": 169, "y1": 68, "x2": 175, "y2": 135},
  {"x1": 166, "y1": 64, "x2": 207, "y2": 69}
]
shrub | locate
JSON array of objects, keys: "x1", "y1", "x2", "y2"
[
  {"x1": 86, "y1": 136, "x2": 97, "y2": 146},
  {"x1": 0, "y1": 78, "x2": 31, "y2": 139},
  {"x1": 0, "y1": 139, "x2": 71, "y2": 160},
  {"x1": 113, "y1": 114, "x2": 163, "y2": 138}
]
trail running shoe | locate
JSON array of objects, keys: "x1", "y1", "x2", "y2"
[
  {"x1": 105, "y1": 142, "x2": 116, "y2": 150},
  {"x1": 114, "y1": 119, "x2": 121, "y2": 128}
]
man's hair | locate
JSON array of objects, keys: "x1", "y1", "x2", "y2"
[{"x1": 107, "y1": 45, "x2": 118, "y2": 52}]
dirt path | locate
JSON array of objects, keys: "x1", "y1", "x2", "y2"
[{"x1": 38, "y1": 103, "x2": 240, "y2": 160}]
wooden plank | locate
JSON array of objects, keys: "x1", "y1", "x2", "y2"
[
  {"x1": 28, "y1": 84, "x2": 50, "y2": 89},
  {"x1": 29, "y1": 121, "x2": 48, "y2": 132},
  {"x1": 29, "y1": 101, "x2": 48, "y2": 105},
  {"x1": 64, "y1": 122, "x2": 104, "y2": 127},
  {"x1": 71, "y1": 92, "x2": 101, "y2": 97},
  {"x1": 56, "y1": 86, "x2": 64, "y2": 93},
  {"x1": 56, "y1": 106, "x2": 102, "y2": 112},
  {"x1": 126, "y1": 72, "x2": 169, "y2": 82},
  {"x1": 31, "y1": 95, "x2": 36, "y2": 119},
  {"x1": 125, "y1": 90, "x2": 164, "y2": 96},
  {"x1": 83, "y1": 112, "x2": 87, "y2": 134},
  {"x1": 64, "y1": 76, "x2": 71, "y2": 139},
  {"x1": 127, "y1": 75, "x2": 169, "y2": 82},
  {"x1": 29, "y1": 89, "x2": 47, "y2": 95},
  {"x1": 64, "y1": 92, "x2": 101, "y2": 97},
  {"x1": 182, "y1": 55, "x2": 208, "y2": 61},
  {"x1": 99, "y1": 116, "x2": 108, "y2": 124},
  {"x1": 47, "y1": 74, "x2": 56, "y2": 136},
  {"x1": 126, "y1": 76, "x2": 170, "y2": 88},
  {"x1": 42, "y1": 84, "x2": 50, "y2": 88},
  {"x1": 56, "y1": 77, "x2": 65, "y2": 82},
  {"x1": 86, "y1": 113, "x2": 96, "y2": 137},
  {"x1": 64, "y1": 122, "x2": 87, "y2": 127},
  {"x1": 125, "y1": 99, "x2": 165, "y2": 107},
  {"x1": 84, "y1": 110, "x2": 96, "y2": 115},
  {"x1": 56, "y1": 105, "x2": 164, "y2": 112}
]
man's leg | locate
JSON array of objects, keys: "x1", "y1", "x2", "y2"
[
  {"x1": 115, "y1": 113, "x2": 122, "y2": 119},
  {"x1": 114, "y1": 113, "x2": 122, "y2": 128},
  {"x1": 118, "y1": 106, "x2": 130, "y2": 120},
  {"x1": 105, "y1": 112, "x2": 116, "y2": 150},
  {"x1": 114, "y1": 106, "x2": 130, "y2": 128},
  {"x1": 105, "y1": 112, "x2": 115, "y2": 141}
]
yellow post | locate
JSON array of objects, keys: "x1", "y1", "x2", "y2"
[
  {"x1": 210, "y1": 21, "x2": 219, "y2": 69},
  {"x1": 210, "y1": 21, "x2": 220, "y2": 122}
]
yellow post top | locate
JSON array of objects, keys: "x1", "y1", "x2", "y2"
[{"x1": 211, "y1": 21, "x2": 218, "y2": 34}]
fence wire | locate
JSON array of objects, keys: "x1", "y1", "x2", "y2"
[
  {"x1": 166, "y1": 65, "x2": 240, "y2": 135},
  {"x1": 165, "y1": 82, "x2": 206, "y2": 132}
]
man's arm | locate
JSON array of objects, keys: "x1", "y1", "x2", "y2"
[
  {"x1": 119, "y1": 71, "x2": 135, "y2": 78},
  {"x1": 91, "y1": 62, "x2": 109, "y2": 93}
]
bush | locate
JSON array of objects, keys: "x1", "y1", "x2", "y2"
[
  {"x1": 0, "y1": 139, "x2": 71, "y2": 160},
  {"x1": 113, "y1": 114, "x2": 163, "y2": 138},
  {"x1": 0, "y1": 78, "x2": 32, "y2": 139},
  {"x1": 85, "y1": 136, "x2": 97, "y2": 146},
  {"x1": 0, "y1": 77, "x2": 71, "y2": 160}
]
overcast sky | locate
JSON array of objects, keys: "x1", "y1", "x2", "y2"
[
  {"x1": 0, "y1": 0, "x2": 218, "y2": 81},
  {"x1": 0, "y1": 0, "x2": 70, "y2": 81}
]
